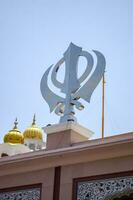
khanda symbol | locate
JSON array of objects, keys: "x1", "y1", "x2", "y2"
[{"x1": 40, "y1": 43, "x2": 106, "y2": 123}]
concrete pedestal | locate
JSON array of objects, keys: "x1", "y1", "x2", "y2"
[{"x1": 43, "y1": 122, "x2": 94, "y2": 150}]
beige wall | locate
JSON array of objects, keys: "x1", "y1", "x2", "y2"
[
  {"x1": 60, "y1": 155, "x2": 133, "y2": 200},
  {"x1": 0, "y1": 168, "x2": 55, "y2": 200},
  {"x1": 0, "y1": 155, "x2": 132, "y2": 200},
  {"x1": 0, "y1": 131, "x2": 132, "y2": 200}
]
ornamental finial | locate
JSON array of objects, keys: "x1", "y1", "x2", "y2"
[
  {"x1": 13, "y1": 118, "x2": 18, "y2": 129},
  {"x1": 32, "y1": 114, "x2": 36, "y2": 126}
]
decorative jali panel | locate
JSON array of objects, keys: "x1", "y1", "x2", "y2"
[
  {"x1": 0, "y1": 186, "x2": 41, "y2": 200},
  {"x1": 76, "y1": 175, "x2": 133, "y2": 200}
]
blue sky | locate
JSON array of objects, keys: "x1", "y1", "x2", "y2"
[{"x1": 0, "y1": 0, "x2": 133, "y2": 142}]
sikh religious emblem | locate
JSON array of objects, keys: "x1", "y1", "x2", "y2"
[{"x1": 40, "y1": 43, "x2": 106, "y2": 123}]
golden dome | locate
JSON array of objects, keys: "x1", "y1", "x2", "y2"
[
  {"x1": 23, "y1": 115, "x2": 43, "y2": 140},
  {"x1": 4, "y1": 119, "x2": 24, "y2": 144}
]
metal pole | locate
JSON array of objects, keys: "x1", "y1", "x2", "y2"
[{"x1": 102, "y1": 74, "x2": 105, "y2": 139}]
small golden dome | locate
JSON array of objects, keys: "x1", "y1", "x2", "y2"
[
  {"x1": 4, "y1": 119, "x2": 24, "y2": 144},
  {"x1": 23, "y1": 115, "x2": 43, "y2": 140}
]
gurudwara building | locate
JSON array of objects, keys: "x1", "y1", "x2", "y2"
[{"x1": 0, "y1": 43, "x2": 132, "y2": 200}]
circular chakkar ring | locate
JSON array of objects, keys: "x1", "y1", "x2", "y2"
[{"x1": 51, "y1": 51, "x2": 94, "y2": 90}]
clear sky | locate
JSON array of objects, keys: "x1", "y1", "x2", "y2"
[{"x1": 0, "y1": 0, "x2": 133, "y2": 142}]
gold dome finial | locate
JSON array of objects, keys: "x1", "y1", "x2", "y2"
[
  {"x1": 4, "y1": 118, "x2": 24, "y2": 144},
  {"x1": 13, "y1": 118, "x2": 18, "y2": 129},
  {"x1": 23, "y1": 114, "x2": 43, "y2": 140},
  {"x1": 32, "y1": 114, "x2": 36, "y2": 126}
]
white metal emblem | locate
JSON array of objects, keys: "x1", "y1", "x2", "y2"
[{"x1": 40, "y1": 43, "x2": 106, "y2": 123}]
